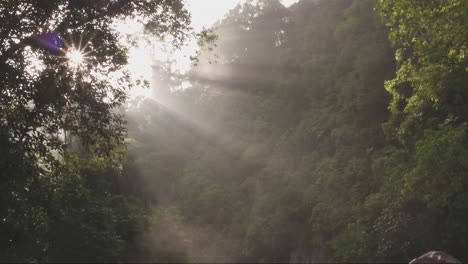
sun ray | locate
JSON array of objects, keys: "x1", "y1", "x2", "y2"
[{"x1": 78, "y1": 33, "x2": 84, "y2": 51}]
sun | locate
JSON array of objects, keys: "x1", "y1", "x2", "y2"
[{"x1": 66, "y1": 49, "x2": 85, "y2": 68}]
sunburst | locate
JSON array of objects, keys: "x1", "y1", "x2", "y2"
[
  {"x1": 66, "y1": 48, "x2": 85, "y2": 68},
  {"x1": 61, "y1": 34, "x2": 94, "y2": 71}
]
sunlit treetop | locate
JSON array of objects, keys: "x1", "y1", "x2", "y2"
[
  {"x1": 377, "y1": 0, "x2": 468, "y2": 144},
  {"x1": 0, "y1": 0, "x2": 192, "y2": 162}
]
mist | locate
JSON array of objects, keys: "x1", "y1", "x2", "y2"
[
  {"x1": 122, "y1": 0, "x2": 468, "y2": 262},
  {"x1": 3, "y1": 0, "x2": 468, "y2": 263}
]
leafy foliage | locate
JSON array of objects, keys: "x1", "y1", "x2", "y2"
[
  {"x1": 0, "y1": 0, "x2": 191, "y2": 262},
  {"x1": 125, "y1": 0, "x2": 468, "y2": 262},
  {"x1": 5, "y1": 0, "x2": 468, "y2": 262}
]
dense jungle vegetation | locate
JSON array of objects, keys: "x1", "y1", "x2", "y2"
[{"x1": 2, "y1": 0, "x2": 468, "y2": 262}]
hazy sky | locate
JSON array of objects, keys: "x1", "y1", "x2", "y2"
[
  {"x1": 188, "y1": 0, "x2": 299, "y2": 30},
  {"x1": 126, "y1": 0, "x2": 299, "y2": 98}
]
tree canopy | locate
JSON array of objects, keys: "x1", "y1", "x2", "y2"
[
  {"x1": 124, "y1": 0, "x2": 468, "y2": 262},
  {"x1": 0, "y1": 0, "x2": 191, "y2": 262},
  {"x1": 3, "y1": 0, "x2": 468, "y2": 262}
]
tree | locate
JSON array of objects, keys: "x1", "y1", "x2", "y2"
[
  {"x1": 133, "y1": 0, "x2": 396, "y2": 262},
  {"x1": 108, "y1": 0, "x2": 468, "y2": 262},
  {"x1": 0, "y1": 0, "x2": 190, "y2": 164},
  {"x1": 378, "y1": 0, "x2": 468, "y2": 144},
  {"x1": 0, "y1": 0, "x2": 191, "y2": 261},
  {"x1": 368, "y1": 1, "x2": 468, "y2": 261}
]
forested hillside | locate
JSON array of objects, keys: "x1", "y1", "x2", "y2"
[
  {"x1": 3, "y1": 0, "x2": 468, "y2": 263},
  {"x1": 126, "y1": 0, "x2": 468, "y2": 262}
]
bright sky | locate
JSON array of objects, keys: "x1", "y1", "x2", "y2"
[
  {"x1": 124, "y1": 0, "x2": 299, "y2": 98},
  {"x1": 188, "y1": 0, "x2": 299, "y2": 31}
]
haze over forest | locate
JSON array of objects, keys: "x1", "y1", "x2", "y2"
[{"x1": 2, "y1": 0, "x2": 468, "y2": 263}]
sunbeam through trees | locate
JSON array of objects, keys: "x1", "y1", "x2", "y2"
[{"x1": 2, "y1": 0, "x2": 468, "y2": 263}]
